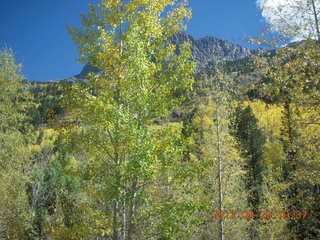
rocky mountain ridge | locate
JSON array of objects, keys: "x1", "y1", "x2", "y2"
[
  {"x1": 68, "y1": 32, "x2": 254, "y2": 81},
  {"x1": 172, "y1": 32, "x2": 253, "y2": 69}
]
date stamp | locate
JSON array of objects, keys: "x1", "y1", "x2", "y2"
[{"x1": 211, "y1": 210, "x2": 318, "y2": 220}]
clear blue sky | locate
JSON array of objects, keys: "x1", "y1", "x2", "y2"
[{"x1": 0, "y1": 0, "x2": 266, "y2": 82}]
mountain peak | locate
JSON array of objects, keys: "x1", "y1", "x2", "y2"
[
  {"x1": 73, "y1": 32, "x2": 253, "y2": 80},
  {"x1": 172, "y1": 32, "x2": 253, "y2": 68}
]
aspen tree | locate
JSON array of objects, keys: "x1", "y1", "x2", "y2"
[{"x1": 64, "y1": 0, "x2": 195, "y2": 238}]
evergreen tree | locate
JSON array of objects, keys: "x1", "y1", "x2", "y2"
[
  {"x1": 253, "y1": 40, "x2": 320, "y2": 239},
  {"x1": 232, "y1": 105, "x2": 266, "y2": 240}
]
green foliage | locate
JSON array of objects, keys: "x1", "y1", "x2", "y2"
[
  {"x1": 0, "y1": 49, "x2": 34, "y2": 132},
  {"x1": 1, "y1": 2, "x2": 320, "y2": 240},
  {"x1": 232, "y1": 105, "x2": 266, "y2": 240},
  {"x1": 180, "y1": 69, "x2": 249, "y2": 240},
  {"x1": 0, "y1": 49, "x2": 35, "y2": 239},
  {"x1": 253, "y1": 40, "x2": 320, "y2": 239},
  {"x1": 59, "y1": 0, "x2": 196, "y2": 238},
  {"x1": 29, "y1": 82, "x2": 64, "y2": 126}
]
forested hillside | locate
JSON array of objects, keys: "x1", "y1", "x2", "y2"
[{"x1": 1, "y1": 0, "x2": 320, "y2": 240}]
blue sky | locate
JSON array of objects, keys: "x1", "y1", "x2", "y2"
[{"x1": 0, "y1": 0, "x2": 266, "y2": 82}]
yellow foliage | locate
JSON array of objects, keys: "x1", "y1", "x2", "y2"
[{"x1": 243, "y1": 100, "x2": 283, "y2": 137}]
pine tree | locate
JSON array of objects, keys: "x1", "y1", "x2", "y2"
[
  {"x1": 232, "y1": 105, "x2": 266, "y2": 240},
  {"x1": 253, "y1": 40, "x2": 320, "y2": 239}
]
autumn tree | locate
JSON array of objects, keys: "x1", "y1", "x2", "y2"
[
  {"x1": 62, "y1": 0, "x2": 195, "y2": 239},
  {"x1": 253, "y1": 40, "x2": 320, "y2": 239},
  {"x1": 184, "y1": 69, "x2": 249, "y2": 240},
  {"x1": 0, "y1": 49, "x2": 34, "y2": 239},
  {"x1": 258, "y1": 0, "x2": 320, "y2": 41}
]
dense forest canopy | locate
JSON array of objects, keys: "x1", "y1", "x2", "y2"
[{"x1": 0, "y1": 0, "x2": 320, "y2": 239}]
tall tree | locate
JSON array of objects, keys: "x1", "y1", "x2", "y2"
[
  {"x1": 0, "y1": 49, "x2": 34, "y2": 239},
  {"x1": 63, "y1": 0, "x2": 195, "y2": 239},
  {"x1": 187, "y1": 70, "x2": 248, "y2": 240},
  {"x1": 232, "y1": 105, "x2": 266, "y2": 240},
  {"x1": 209, "y1": 71, "x2": 248, "y2": 240},
  {"x1": 253, "y1": 40, "x2": 320, "y2": 239}
]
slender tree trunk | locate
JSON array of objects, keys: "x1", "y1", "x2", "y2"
[
  {"x1": 310, "y1": 0, "x2": 320, "y2": 41},
  {"x1": 113, "y1": 200, "x2": 119, "y2": 240},
  {"x1": 126, "y1": 182, "x2": 137, "y2": 240},
  {"x1": 282, "y1": 99, "x2": 297, "y2": 182},
  {"x1": 113, "y1": 3, "x2": 124, "y2": 240},
  {"x1": 123, "y1": 198, "x2": 126, "y2": 240},
  {"x1": 215, "y1": 104, "x2": 225, "y2": 240}
]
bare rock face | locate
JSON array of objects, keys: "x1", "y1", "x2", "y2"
[
  {"x1": 73, "y1": 32, "x2": 253, "y2": 80},
  {"x1": 75, "y1": 65, "x2": 101, "y2": 79},
  {"x1": 171, "y1": 32, "x2": 253, "y2": 69}
]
